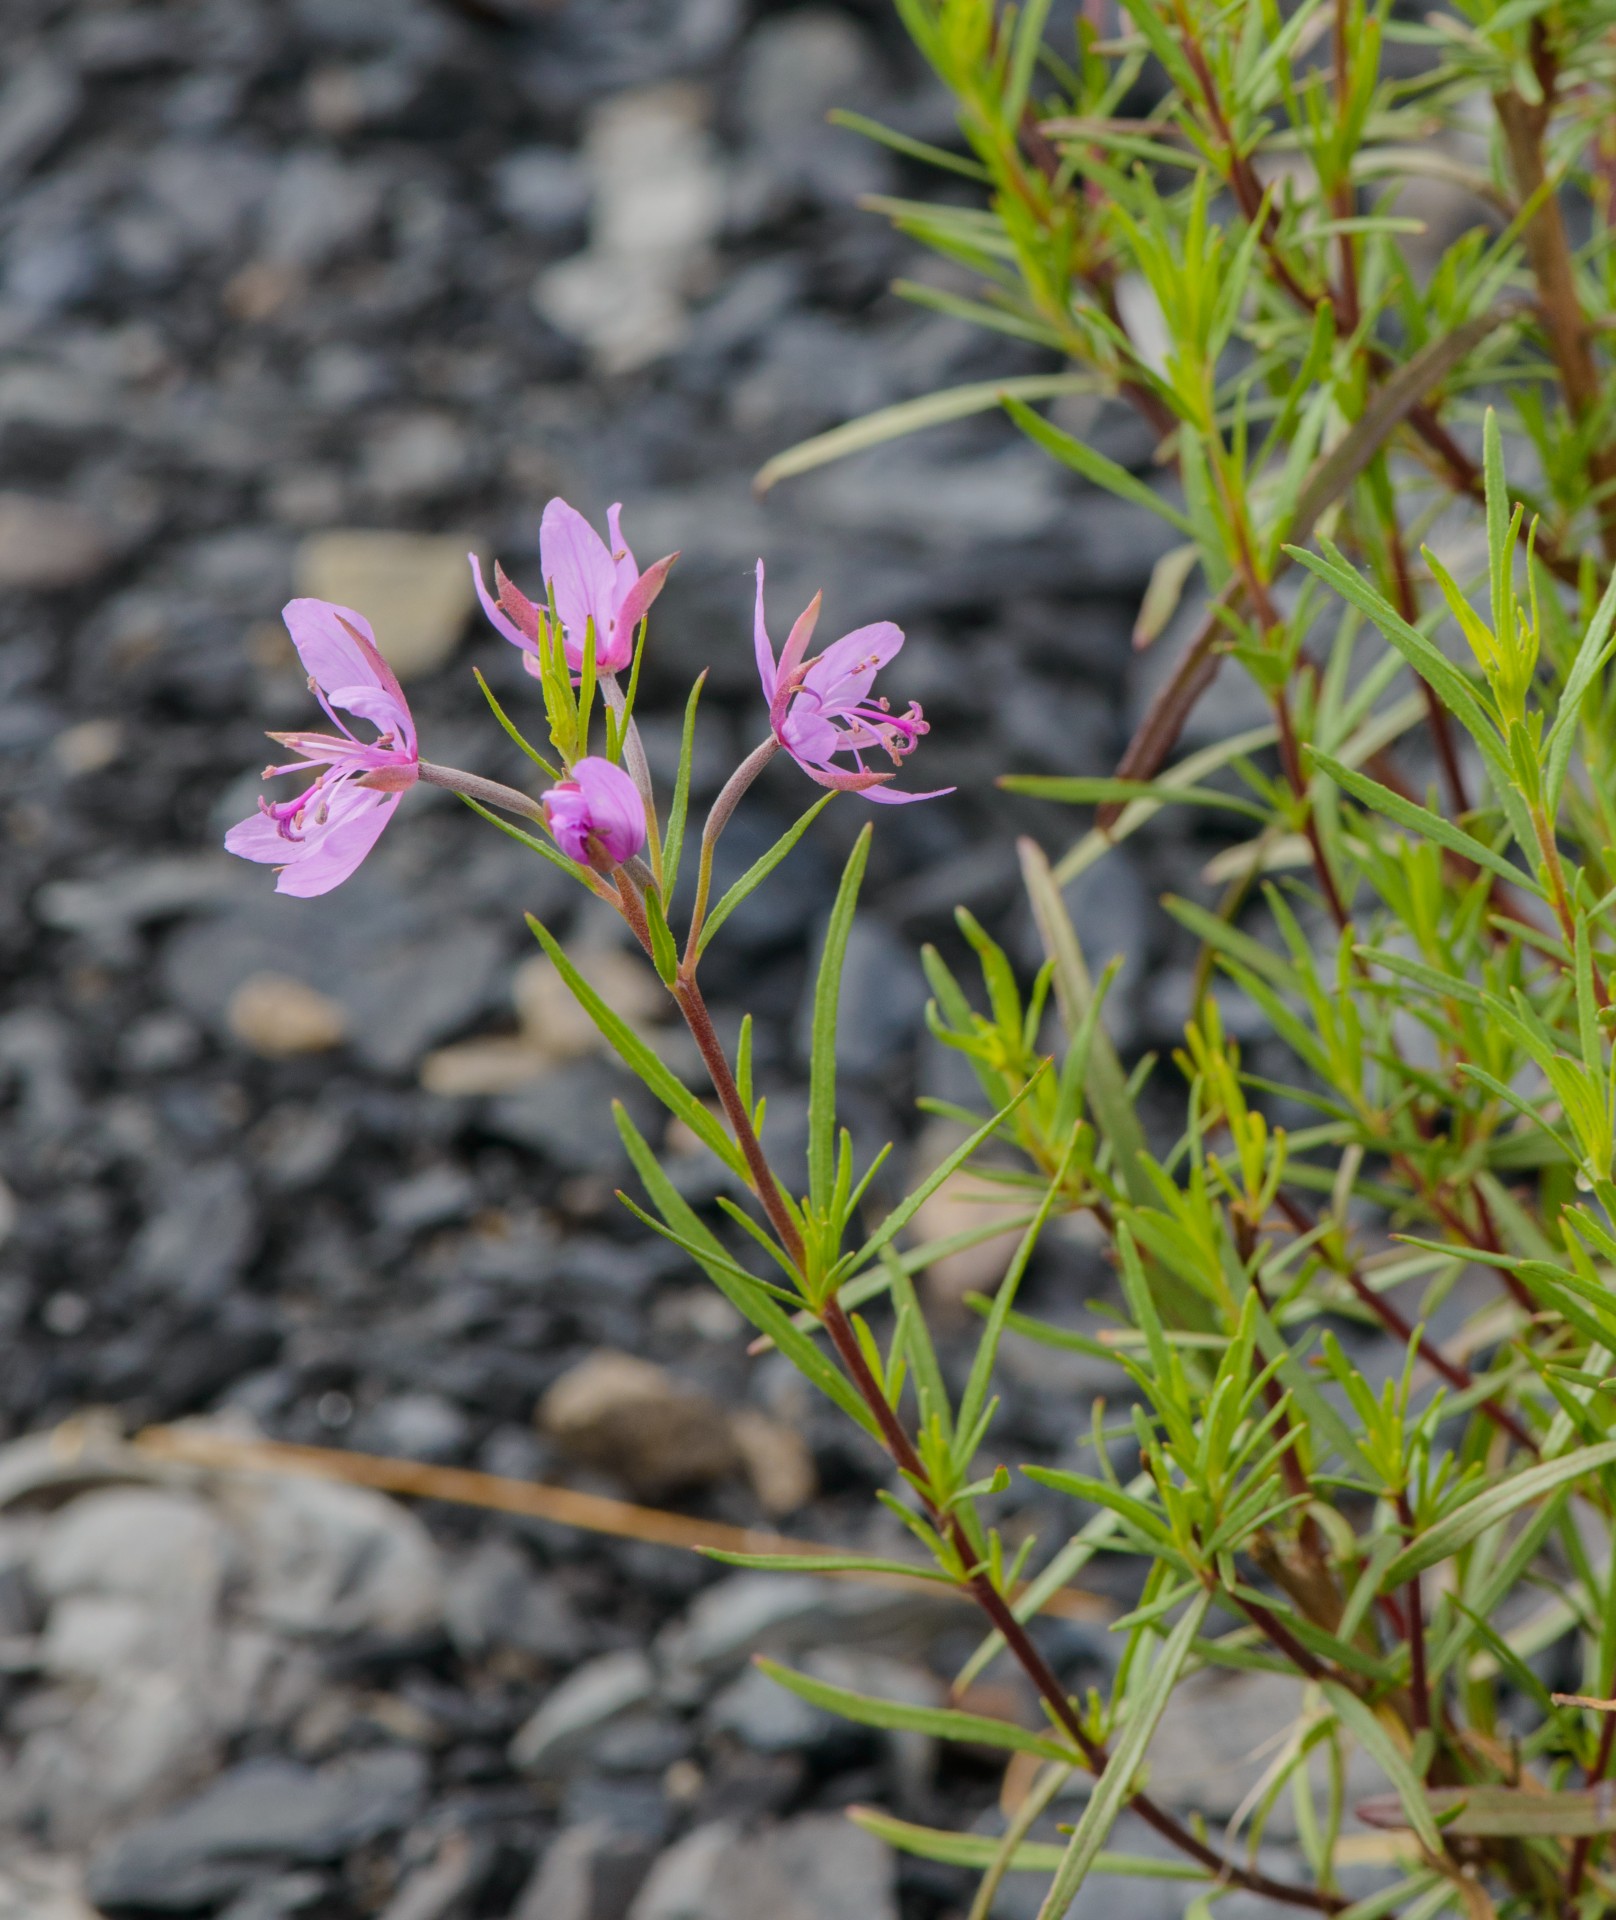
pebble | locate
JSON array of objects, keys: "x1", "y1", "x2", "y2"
[
  {"x1": 295, "y1": 531, "x2": 476, "y2": 682},
  {"x1": 508, "y1": 1648, "x2": 657, "y2": 1776},
  {"x1": 628, "y1": 1815, "x2": 896, "y2": 1920},
  {"x1": 86, "y1": 1750, "x2": 428, "y2": 1910},
  {"x1": 228, "y1": 973, "x2": 350, "y2": 1058},
  {"x1": 0, "y1": 492, "x2": 109, "y2": 590},
  {"x1": 540, "y1": 1350, "x2": 740, "y2": 1499}
]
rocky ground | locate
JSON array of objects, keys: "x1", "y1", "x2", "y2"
[{"x1": 0, "y1": 2, "x2": 1310, "y2": 1916}]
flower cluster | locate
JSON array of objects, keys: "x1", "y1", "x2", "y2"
[{"x1": 226, "y1": 498, "x2": 943, "y2": 897}]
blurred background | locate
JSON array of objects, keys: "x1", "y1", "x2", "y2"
[{"x1": 0, "y1": 2, "x2": 1245, "y2": 1915}]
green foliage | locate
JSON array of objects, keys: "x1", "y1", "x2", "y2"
[{"x1": 424, "y1": 0, "x2": 1616, "y2": 1912}]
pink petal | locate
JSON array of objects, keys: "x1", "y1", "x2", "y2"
[
  {"x1": 605, "y1": 502, "x2": 639, "y2": 595},
  {"x1": 801, "y1": 621, "x2": 903, "y2": 708},
  {"x1": 224, "y1": 810, "x2": 292, "y2": 864},
  {"x1": 283, "y1": 599, "x2": 382, "y2": 698},
  {"x1": 541, "y1": 498, "x2": 619, "y2": 667},
  {"x1": 863, "y1": 783, "x2": 954, "y2": 805},
  {"x1": 753, "y1": 560, "x2": 777, "y2": 701},
  {"x1": 276, "y1": 790, "x2": 399, "y2": 897},
  {"x1": 614, "y1": 549, "x2": 678, "y2": 643},
  {"x1": 324, "y1": 683, "x2": 414, "y2": 747},
  {"x1": 469, "y1": 553, "x2": 537, "y2": 655},
  {"x1": 570, "y1": 756, "x2": 647, "y2": 864}
]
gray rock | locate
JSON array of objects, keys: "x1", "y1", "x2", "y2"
[
  {"x1": 213, "y1": 1875, "x2": 329, "y2": 1920},
  {"x1": 260, "y1": 149, "x2": 384, "y2": 268},
  {"x1": 0, "y1": 57, "x2": 81, "y2": 187},
  {"x1": 0, "y1": 492, "x2": 109, "y2": 590},
  {"x1": 492, "y1": 148, "x2": 590, "y2": 237},
  {"x1": 509, "y1": 1649, "x2": 657, "y2": 1776},
  {"x1": 443, "y1": 1537, "x2": 585, "y2": 1665},
  {"x1": 217, "y1": 1470, "x2": 443, "y2": 1640},
  {"x1": 485, "y1": 1060, "x2": 639, "y2": 1171},
  {"x1": 628, "y1": 1815, "x2": 896, "y2": 1920},
  {"x1": 515, "y1": 1820, "x2": 656, "y2": 1920},
  {"x1": 350, "y1": 1391, "x2": 471, "y2": 1464},
  {"x1": 86, "y1": 1750, "x2": 428, "y2": 1910},
  {"x1": 707, "y1": 1663, "x2": 835, "y2": 1754},
  {"x1": 123, "y1": 1161, "x2": 260, "y2": 1303},
  {"x1": 656, "y1": 1573, "x2": 956, "y2": 1685}
]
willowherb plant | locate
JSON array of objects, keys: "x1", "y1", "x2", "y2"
[{"x1": 219, "y1": 0, "x2": 1616, "y2": 1909}]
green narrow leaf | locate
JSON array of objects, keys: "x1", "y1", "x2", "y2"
[
  {"x1": 529, "y1": 917, "x2": 746, "y2": 1179},
  {"x1": 1018, "y1": 838, "x2": 1152, "y2": 1208},
  {"x1": 661, "y1": 671, "x2": 705, "y2": 898},
  {"x1": 613, "y1": 1106, "x2": 876, "y2": 1434},
  {"x1": 956, "y1": 1130, "x2": 1081, "y2": 1458},
  {"x1": 1003, "y1": 397, "x2": 1194, "y2": 534},
  {"x1": 755, "y1": 376, "x2": 1100, "y2": 492},
  {"x1": 471, "y1": 667, "x2": 561, "y2": 776},
  {"x1": 697, "y1": 793, "x2": 835, "y2": 957},
  {"x1": 757, "y1": 1657, "x2": 1078, "y2": 1763},
  {"x1": 1322, "y1": 1684, "x2": 1443, "y2": 1854},
  {"x1": 809, "y1": 826, "x2": 873, "y2": 1212},
  {"x1": 1035, "y1": 1592, "x2": 1211, "y2": 1919},
  {"x1": 643, "y1": 885, "x2": 680, "y2": 986},
  {"x1": 846, "y1": 1808, "x2": 1212, "y2": 1880},
  {"x1": 1382, "y1": 1439, "x2": 1616, "y2": 1582},
  {"x1": 1306, "y1": 748, "x2": 1540, "y2": 892}
]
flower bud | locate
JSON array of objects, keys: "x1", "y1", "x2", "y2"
[{"x1": 543, "y1": 757, "x2": 646, "y2": 869}]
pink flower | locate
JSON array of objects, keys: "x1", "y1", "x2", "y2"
[
  {"x1": 544, "y1": 757, "x2": 647, "y2": 869},
  {"x1": 224, "y1": 599, "x2": 418, "y2": 897},
  {"x1": 470, "y1": 498, "x2": 676, "y2": 677},
  {"x1": 753, "y1": 562, "x2": 950, "y2": 803}
]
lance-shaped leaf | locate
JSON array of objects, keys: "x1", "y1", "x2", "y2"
[
  {"x1": 808, "y1": 826, "x2": 872, "y2": 1213},
  {"x1": 756, "y1": 1657, "x2": 1079, "y2": 1764},
  {"x1": 1358, "y1": 1785, "x2": 1616, "y2": 1839},
  {"x1": 755, "y1": 375, "x2": 1102, "y2": 490},
  {"x1": 1034, "y1": 1591, "x2": 1210, "y2": 1919},
  {"x1": 847, "y1": 1808, "x2": 1212, "y2": 1881},
  {"x1": 529, "y1": 917, "x2": 747, "y2": 1179},
  {"x1": 697, "y1": 793, "x2": 834, "y2": 957}
]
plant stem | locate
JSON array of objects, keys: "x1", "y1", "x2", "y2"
[
  {"x1": 1274, "y1": 688, "x2": 1353, "y2": 935},
  {"x1": 682, "y1": 736, "x2": 781, "y2": 967},
  {"x1": 1396, "y1": 1491, "x2": 1432, "y2": 1750},
  {"x1": 1494, "y1": 35, "x2": 1616, "y2": 564},
  {"x1": 417, "y1": 760, "x2": 548, "y2": 823},
  {"x1": 672, "y1": 971, "x2": 806, "y2": 1270},
  {"x1": 1566, "y1": 1712, "x2": 1616, "y2": 1910},
  {"x1": 817, "y1": 1295, "x2": 1344, "y2": 1913},
  {"x1": 1273, "y1": 1192, "x2": 1537, "y2": 1453}
]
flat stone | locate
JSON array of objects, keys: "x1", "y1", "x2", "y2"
[
  {"x1": 0, "y1": 493, "x2": 110, "y2": 590},
  {"x1": 513, "y1": 1820, "x2": 656, "y2": 1920},
  {"x1": 0, "y1": 1854, "x2": 99, "y2": 1920},
  {"x1": 628, "y1": 1815, "x2": 896, "y2": 1920},
  {"x1": 86, "y1": 1750, "x2": 427, "y2": 1910},
  {"x1": 295, "y1": 530, "x2": 476, "y2": 681},
  {"x1": 444, "y1": 1537, "x2": 585, "y2": 1665},
  {"x1": 539, "y1": 1350, "x2": 739, "y2": 1499},
  {"x1": 729, "y1": 1409, "x2": 817, "y2": 1517},
  {"x1": 216, "y1": 1470, "x2": 443, "y2": 1640},
  {"x1": 227, "y1": 973, "x2": 349, "y2": 1058},
  {"x1": 509, "y1": 1648, "x2": 657, "y2": 1776}
]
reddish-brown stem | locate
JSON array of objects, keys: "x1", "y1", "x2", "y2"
[
  {"x1": 673, "y1": 973, "x2": 807, "y2": 1271},
  {"x1": 817, "y1": 1297, "x2": 1343, "y2": 1912},
  {"x1": 1396, "y1": 1491, "x2": 1432, "y2": 1748},
  {"x1": 1235, "y1": 1593, "x2": 1333, "y2": 1684},
  {"x1": 1566, "y1": 1713, "x2": 1616, "y2": 1909},
  {"x1": 1494, "y1": 32, "x2": 1616, "y2": 564},
  {"x1": 1274, "y1": 1192, "x2": 1537, "y2": 1454},
  {"x1": 1274, "y1": 688, "x2": 1353, "y2": 935},
  {"x1": 1384, "y1": 518, "x2": 1469, "y2": 816}
]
